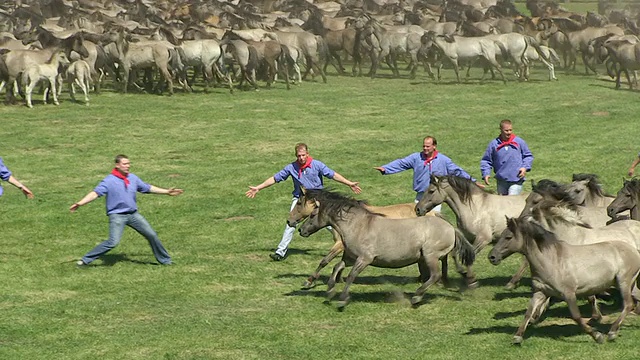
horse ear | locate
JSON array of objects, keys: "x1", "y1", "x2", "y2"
[
  {"x1": 314, "y1": 200, "x2": 320, "y2": 208},
  {"x1": 505, "y1": 216, "x2": 516, "y2": 231},
  {"x1": 301, "y1": 186, "x2": 307, "y2": 195},
  {"x1": 531, "y1": 179, "x2": 536, "y2": 189}
]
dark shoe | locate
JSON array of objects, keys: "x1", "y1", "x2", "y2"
[{"x1": 269, "y1": 253, "x2": 286, "y2": 261}]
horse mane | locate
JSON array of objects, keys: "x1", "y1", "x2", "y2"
[
  {"x1": 624, "y1": 178, "x2": 640, "y2": 197},
  {"x1": 437, "y1": 175, "x2": 481, "y2": 204},
  {"x1": 571, "y1": 173, "x2": 611, "y2": 198},
  {"x1": 508, "y1": 217, "x2": 561, "y2": 252},
  {"x1": 532, "y1": 179, "x2": 573, "y2": 202},
  {"x1": 528, "y1": 198, "x2": 591, "y2": 228},
  {"x1": 304, "y1": 189, "x2": 378, "y2": 219}
]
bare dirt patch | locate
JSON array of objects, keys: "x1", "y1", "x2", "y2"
[{"x1": 224, "y1": 216, "x2": 254, "y2": 221}]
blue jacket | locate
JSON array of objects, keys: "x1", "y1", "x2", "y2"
[
  {"x1": 274, "y1": 159, "x2": 335, "y2": 198},
  {"x1": 0, "y1": 157, "x2": 12, "y2": 196},
  {"x1": 380, "y1": 152, "x2": 474, "y2": 193},
  {"x1": 94, "y1": 173, "x2": 151, "y2": 215},
  {"x1": 480, "y1": 136, "x2": 533, "y2": 182}
]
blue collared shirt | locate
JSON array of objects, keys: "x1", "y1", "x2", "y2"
[
  {"x1": 0, "y1": 157, "x2": 12, "y2": 196},
  {"x1": 93, "y1": 173, "x2": 151, "y2": 215},
  {"x1": 274, "y1": 159, "x2": 335, "y2": 198},
  {"x1": 480, "y1": 135, "x2": 534, "y2": 183},
  {"x1": 380, "y1": 152, "x2": 474, "y2": 193}
]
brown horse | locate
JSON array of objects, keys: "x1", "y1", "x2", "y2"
[
  {"x1": 287, "y1": 188, "x2": 435, "y2": 289},
  {"x1": 489, "y1": 217, "x2": 640, "y2": 344}
]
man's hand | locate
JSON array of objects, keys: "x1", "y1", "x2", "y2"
[
  {"x1": 246, "y1": 186, "x2": 259, "y2": 198},
  {"x1": 374, "y1": 167, "x2": 385, "y2": 174},
  {"x1": 483, "y1": 175, "x2": 490, "y2": 185},
  {"x1": 518, "y1": 168, "x2": 527, "y2": 178},
  {"x1": 167, "y1": 188, "x2": 184, "y2": 196},
  {"x1": 350, "y1": 182, "x2": 362, "y2": 194}
]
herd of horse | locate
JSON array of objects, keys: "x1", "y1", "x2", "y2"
[
  {"x1": 4, "y1": 0, "x2": 640, "y2": 107},
  {"x1": 285, "y1": 173, "x2": 640, "y2": 344}
]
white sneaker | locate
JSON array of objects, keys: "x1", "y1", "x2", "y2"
[{"x1": 76, "y1": 260, "x2": 87, "y2": 266}]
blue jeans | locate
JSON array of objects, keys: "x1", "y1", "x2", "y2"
[
  {"x1": 81, "y1": 211, "x2": 172, "y2": 265},
  {"x1": 496, "y1": 179, "x2": 524, "y2": 196}
]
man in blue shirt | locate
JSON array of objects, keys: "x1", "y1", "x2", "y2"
[
  {"x1": 480, "y1": 119, "x2": 534, "y2": 195},
  {"x1": 246, "y1": 143, "x2": 361, "y2": 261},
  {"x1": 375, "y1": 136, "x2": 476, "y2": 209},
  {"x1": 70, "y1": 155, "x2": 184, "y2": 266},
  {"x1": 0, "y1": 157, "x2": 34, "y2": 199}
]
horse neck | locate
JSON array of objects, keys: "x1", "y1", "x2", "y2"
[
  {"x1": 441, "y1": 185, "x2": 478, "y2": 227},
  {"x1": 325, "y1": 206, "x2": 368, "y2": 242}
]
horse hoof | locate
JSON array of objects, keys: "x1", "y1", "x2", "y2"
[
  {"x1": 301, "y1": 280, "x2": 315, "y2": 290},
  {"x1": 512, "y1": 336, "x2": 523, "y2": 345},
  {"x1": 504, "y1": 282, "x2": 516, "y2": 291},
  {"x1": 410, "y1": 295, "x2": 423, "y2": 306},
  {"x1": 607, "y1": 332, "x2": 617, "y2": 342},
  {"x1": 467, "y1": 280, "x2": 479, "y2": 290},
  {"x1": 594, "y1": 332, "x2": 604, "y2": 344},
  {"x1": 337, "y1": 298, "x2": 350, "y2": 311},
  {"x1": 326, "y1": 288, "x2": 336, "y2": 300}
]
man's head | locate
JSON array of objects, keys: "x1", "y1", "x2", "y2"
[
  {"x1": 295, "y1": 143, "x2": 309, "y2": 166},
  {"x1": 499, "y1": 119, "x2": 513, "y2": 141},
  {"x1": 422, "y1": 136, "x2": 437, "y2": 157},
  {"x1": 114, "y1": 154, "x2": 130, "y2": 175}
]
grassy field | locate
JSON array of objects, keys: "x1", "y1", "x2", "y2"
[{"x1": 2, "y1": 18, "x2": 640, "y2": 360}]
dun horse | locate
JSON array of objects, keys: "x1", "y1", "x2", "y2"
[
  {"x1": 287, "y1": 188, "x2": 435, "y2": 289},
  {"x1": 296, "y1": 189, "x2": 476, "y2": 310},
  {"x1": 608, "y1": 178, "x2": 640, "y2": 221},
  {"x1": 415, "y1": 175, "x2": 526, "y2": 253},
  {"x1": 489, "y1": 217, "x2": 640, "y2": 344}
]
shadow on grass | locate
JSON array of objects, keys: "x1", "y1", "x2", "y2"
[
  {"x1": 81, "y1": 253, "x2": 159, "y2": 267},
  {"x1": 284, "y1": 288, "x2": 463, "y2": 305},
  {"x1": 492, "y1": 297, "x2": 625, "y2": 321},
  {"x1": 466, "y1": 323, "x2": 588, "y2": 341}
]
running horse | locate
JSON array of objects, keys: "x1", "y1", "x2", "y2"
[
  {"x1": 296, "y1": 189, "x2": 476, "y2": 310},
  {"x1": 287, "y1": 188, "x2": 436, "y2": 289},
  {"x1": 489, "y1": 217, "x2": 640, "y2": 344},
  {"x1": 608, "y1": 178, "x2": 640, "y2": 221}
]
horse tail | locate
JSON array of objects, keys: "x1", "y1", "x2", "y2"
[
  {"x1": 316, "y1": 35, "x2": 329, "y2": 64},
  {"x1": 525, "y1": 35, "x2": 550, "y2": 63},
  {"x1": 0, "y1": 51, "x2": 9, "y2": 82},
  {"x1": 279, "y1": 44, "x2": 292, "y2": 69},
  {"x1": 454, "y1": 228, "x2": 475, "y2": 267},
  {"x1": 247, "y1": 45, "x2": 259, "y2": 72},
  {"x1": 494, "y1": 40, "x2": 509, "y2": 62}
]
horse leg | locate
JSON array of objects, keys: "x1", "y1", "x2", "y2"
[
  {"x1": 513, "y1": 291, "x2": 549, "y2": 345},
  {"x1": 607, "y1": 276, "x2": 636, "y2": 341},
  {"x1": 411, "y1": 255, "x2": 441, "y2": 306},
  {"x1": 337, "y1": 257, "x2": 371, "y2": 310},
  {"x1": 505, "y1": 257, "x2": 529, "y2": 290},
  {"x1": 50, "y1": 79, "x2": 59, "y2": 106},
  {"x1": 25, "y1": 81, "x2": 35, "y2": 108},
  {"x1": 326, "y1": 260, "x2": 346, "y2": 300},
  {"x1": 564, "y1": 293, "x2": 604, "y2": 343},
  {"x1": 303, "y1": 236, "x2": 344, "y2": 289},
  {"x1": 588, "y1": 295, "x2": 603, "y2": 323},
  {"x1": 69, "y1": 79, "x2": 77, "y2": 102}
]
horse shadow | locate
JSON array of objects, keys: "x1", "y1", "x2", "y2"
[
  {"x1": 492, "y1": 296, "x2": 624, "y2": 321},
  {"x1": 466, "y1": 323, "x2": 587, "y2": 341},
  {"x1": 284, "y1": 288, "x2": 463, "y2": 305}
]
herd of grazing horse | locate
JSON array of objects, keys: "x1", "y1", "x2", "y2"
[
  {"x1": 286, "y1": 173, "x2": 640, "y2": 345},
  {"x1": 2, "y1": 0, "x2": 640, "y2": 107}
]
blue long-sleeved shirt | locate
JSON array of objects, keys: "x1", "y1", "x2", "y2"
[
  {"x1": 380, "y1": 152, "x2": 474, "y2": 193},
  {"x1": 480, "y1": 136, "x2": 533, "y2": 182},
  {"x1": 0, "y1": 157, "x2": 12, "y2": 196},
  {"x1": 93, "y1": 173, "x2": 151, "y2": 215},
  {"x1": 274, "y1": 159, "x2": 335, "y2": 198}
]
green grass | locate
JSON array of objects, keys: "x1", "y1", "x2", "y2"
[{"x1": 1, "y1": 53, "x2": 640, "y2": 359}]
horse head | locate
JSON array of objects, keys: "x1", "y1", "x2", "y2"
[
  {"x1": 287, "y1": 188, "x2": 317, "y2": 227},
  {"x1": 415, "y1": 175, "x2": 447, "y2": 216},
  {"x1": 608, "y1": 178, "x2": 640, "y2": 219}
]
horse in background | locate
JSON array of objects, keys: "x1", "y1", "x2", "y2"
[
  {"x1": 608, "y1": 178, "x2": 640, "y2": 221},
  {"x1": 489, "y1": 217, "x2": 640, "y2": 344},
  {"x1": 287, "y1": 188, "x2": 436, "y2": 289},
  {"x1": 566, "y1": 173, "x2": 615, "y2": 207},
  {"x1": 296, "y1": 189, "x2": 476, "y2": 310}
]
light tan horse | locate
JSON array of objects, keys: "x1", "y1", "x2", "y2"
[
  {"x1": 415, "y1": 175, "x2": 527, "y2": 253},
  {"x1": 489, "y1": 217, "x2": 640, "y2": 344},
  {"x1": 297, "y1": 189, "x2": 476, "y2": 310},
  {"x1": 287, "y1": 188, "x2": 435, "y2": 289}
]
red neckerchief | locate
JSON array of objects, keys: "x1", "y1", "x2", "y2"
[
  {"x1": 111, "y1": 168, "x2": 130, "y2": 188},
  {"x1": 496, "y1": 134, "x2": 519, "y2": 150},
  {"x1": 423, "y1": 150, "x2": 438, "y2": 171},
  {"x1": 297, "y1": 157, "x2": 313, "y2": 178}
]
